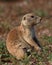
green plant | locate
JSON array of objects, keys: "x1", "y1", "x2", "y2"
[
  {"x1": 42, "y1": 35, "x2": 52, "y2": 43},
  {"x1": 47, "y1": 53, "x2": 52, "y2": 61},
  {"x1": 0, "y1": 40, "x2": 11, "y2": 64},
  {"x1": 34, "y1": 9, "x2": 48, "y2": 17}
]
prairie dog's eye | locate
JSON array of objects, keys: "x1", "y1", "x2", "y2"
[
  {"x1": 31, "y1": 15, "x2": 34, "y2": 18},
  {"x1": 24, "y1": 17, "x2": 26, "y2": 20}
]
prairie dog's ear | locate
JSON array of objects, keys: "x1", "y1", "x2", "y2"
[
  {"x1": 21, "y1": 16, "x2": 27, "y2": 26},
  {"x1": 23, "y1": 17, "x2": 26, "y2": 20},
  {"x1": 22, "y1": 16, "x2": 26, "y2": 20}
]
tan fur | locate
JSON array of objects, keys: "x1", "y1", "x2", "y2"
[{"x1": 6, "y1": 13, "x2": 41, "y2": 60}]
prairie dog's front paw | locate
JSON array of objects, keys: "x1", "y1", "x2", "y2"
[{"x1": 35, "y1": 46, "x2": 41, "y2": 52}]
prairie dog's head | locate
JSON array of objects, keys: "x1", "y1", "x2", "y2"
[{"x1": 21, "y1": 13, "x2": 41, "y2": 28}]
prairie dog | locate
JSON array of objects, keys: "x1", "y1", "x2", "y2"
[{"x1": 6, "y1": 13, "x2": 42, "y2": 60}]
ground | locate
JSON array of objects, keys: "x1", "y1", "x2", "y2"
[{"x1": 0, "y1": 0, "x2": 52, "y2": 65}]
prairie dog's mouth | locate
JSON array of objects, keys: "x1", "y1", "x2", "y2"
[
  {"x1": 31, "y1": 22, "x2": 40, "y2": 26},
  {"x1": 34, "y1": 21, "x2": 41, "y2": 25},
  {"x1": 33, "y1": 18, "x2": 42, "y2": 25}
]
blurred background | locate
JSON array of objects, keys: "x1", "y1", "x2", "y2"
[{"x1": 0, "y1": 0, "x2": 52, "y2": 65}]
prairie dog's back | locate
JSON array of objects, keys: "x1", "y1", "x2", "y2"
[
  {"x1": 6, "y1": 26, "x2": 25, "y2": 59},
  {"x1": 6, "y1": 27, "x2": 19, "y2": 54}
]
